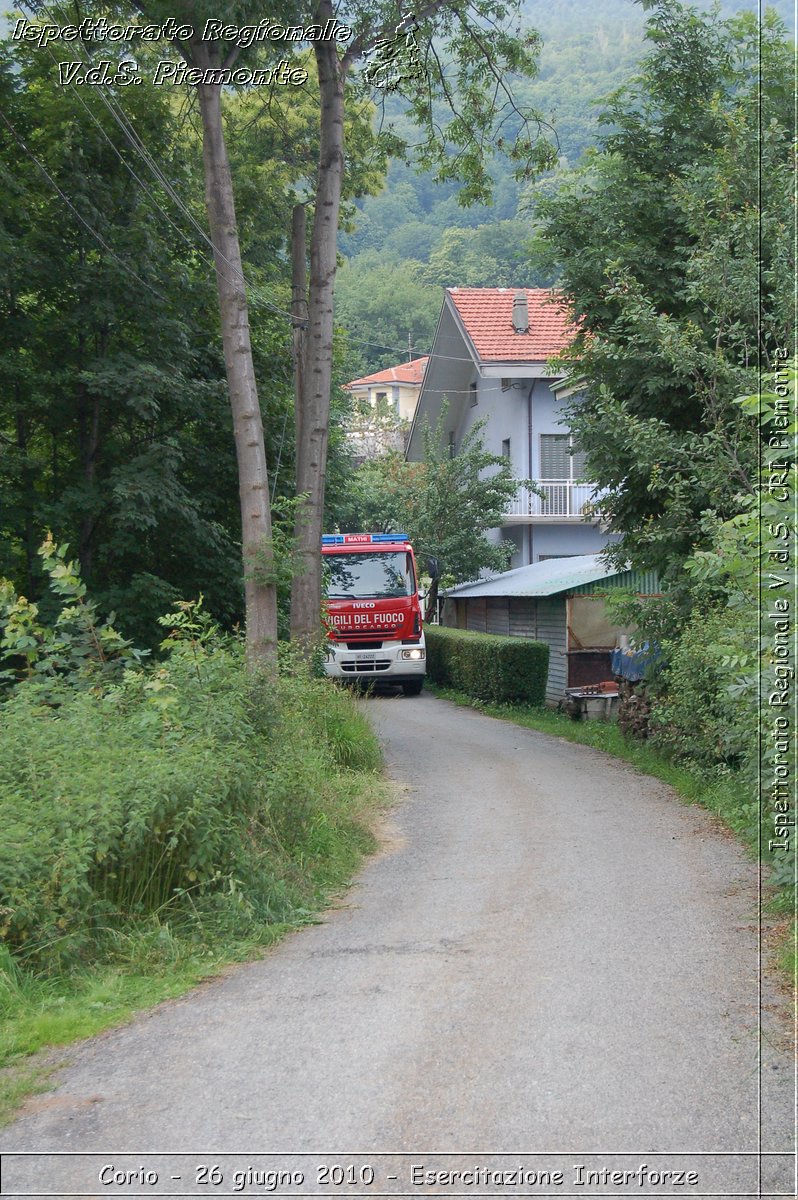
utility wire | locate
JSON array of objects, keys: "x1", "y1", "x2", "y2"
[
  {"x1": 16, "y1": 2, "x2": 552, "y2": 373},
  {"x1": 22, "y1": 0, "x2": 286, "y2": 309},
  {"x1": 27, "y1": 32, "x2": 211, "y2": 261},
  {"x1": 22, "y1": 0, "x2": 299, "y2": 327},
  {"x1": 3, "y1": 84, "x2": 543, "y2": 375},
  {"x1": 0, "y1": 111, "x2": 167, "y2": 302},
  {"x1": 3, "y1": 105, "x2": 515, "y2": 398},
  {"x1": 25, "y1": 24, "x2": 299, "y2": 338},
  {"x1": 68, "y1": 79, "x2": 303, "y2": 325}
]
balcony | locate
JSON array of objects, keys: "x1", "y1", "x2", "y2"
[{"x1": 503, "y1": 481, "x2": 599, "y2": 524}]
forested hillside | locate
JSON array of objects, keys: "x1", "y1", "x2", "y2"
[{"x1": 336, "y1": 0, "x2": 792, "y2": 372}]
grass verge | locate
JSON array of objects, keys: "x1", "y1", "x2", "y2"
[
  {"x1": 0, "y1": 829, "x2": 387, "y2": 1125},
  {"x1": 1, "y1": 659, "x2": 389, "y2": 1125}
]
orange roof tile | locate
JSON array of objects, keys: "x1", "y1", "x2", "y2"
[
  {"x1": 346, "y1": 356, "x2": 429, "y2": 389},
  {"x1": 447, "y1": 289, "x2": 574, "y2": 362}
]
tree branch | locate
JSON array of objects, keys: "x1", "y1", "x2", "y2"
[{"x1": 342, "y1": 0, "x2": 454, "y2": 73}]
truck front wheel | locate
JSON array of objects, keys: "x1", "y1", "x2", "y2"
[{"x1": 402, "y1": 679, "x2": 424, "y2": 696}]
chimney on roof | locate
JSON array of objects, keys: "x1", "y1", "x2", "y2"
[{"x1": 512, "y1": 290, "x2": 529, "y2": 334}]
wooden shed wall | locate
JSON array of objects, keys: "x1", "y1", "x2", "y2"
[
  {"x1": 486, "y1": 597, "x2": 510, "y2": 636},
  {"x1": 441, "y1": 568, "x2": 661, "y2": 705},
  {"x1": 537, "y1": 597, "x2": 567, "y2": 701},
  {"x1": 465, "y1": 597, "x2": 486, "y2": 632}
]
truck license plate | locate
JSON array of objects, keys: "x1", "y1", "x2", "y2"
[{"x1": 354, "y1": 652, "x2": 376, "y2": 662}]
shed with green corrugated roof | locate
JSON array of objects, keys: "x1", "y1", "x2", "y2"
[{"x1": 441, "y1": 554, "x2": 660, "y2": 705}]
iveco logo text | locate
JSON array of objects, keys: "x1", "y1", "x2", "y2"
[{"x1": 353, "y1": 602, "x2": 376, "y2": 609}]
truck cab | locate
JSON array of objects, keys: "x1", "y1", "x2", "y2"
[{"x1": 321, "y1": 533, "x2": 426, "y2": 695}]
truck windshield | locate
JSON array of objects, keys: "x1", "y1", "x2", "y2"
[{"x1": 325, "y1": 551, "x2": 415, "y2": 600}]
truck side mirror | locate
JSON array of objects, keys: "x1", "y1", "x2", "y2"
[{"x1": 427, "y1": 556, "x2": 440, "y2": 580}]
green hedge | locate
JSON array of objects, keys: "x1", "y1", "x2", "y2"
[{"x1": 425, "y1": 625, "x2": 549, "y2": 706}]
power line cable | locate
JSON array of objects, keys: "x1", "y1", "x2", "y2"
[
  {"x1": 22, "y1": 6, "x2": 251, "y2": 273},
  {"x1": 23, "y1": 5, "x2": 487, "y2": 364},
  {"x1": 73, "y1": 79, "x2": 301, "y2": 323},
  {"x1": 22, "y1": 22, "x2": 299, "y2": 339},
  {"x1": 17, "y1": 3, "x2": 550, "y2": 373},
  {"x1": 0, "y1": 110, "x2": 168, "y2": 301},
  {"x1": 22, "y1": 0, "x2": 300, "y2": 325},
  {"x1": 27, "y1": 33, "x2": 211, "y2": 261}
]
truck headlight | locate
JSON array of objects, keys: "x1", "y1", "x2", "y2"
[{"x1": 400, "y1": 648, "x2": 425, "y2": 660}]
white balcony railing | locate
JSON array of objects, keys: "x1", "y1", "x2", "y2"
[{"x1": 505, "y1": 481, "x2": 598, "y2": 521}]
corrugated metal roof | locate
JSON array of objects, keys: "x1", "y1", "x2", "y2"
[
  {"x1": 444, "y1": 554, "x2": 627, "y2": 599},
  {"x1": 570, "y1": 568, "x2": 661, "y2": 596}
]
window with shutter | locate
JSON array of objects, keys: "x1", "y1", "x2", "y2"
[
  {"x1": 540, "y1": 434, "x2": 588, "y2": 480},
  {"x1": 540, "y1": 434, "x2": 570, "y2": 479}
]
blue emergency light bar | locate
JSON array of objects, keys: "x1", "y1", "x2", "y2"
[{"x1": 322, "y1": 532, "x2": 409, "y2": 546}]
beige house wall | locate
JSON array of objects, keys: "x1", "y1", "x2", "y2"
[{"x1": 349, "y1": 381, "x2": 420, "y2": 425}]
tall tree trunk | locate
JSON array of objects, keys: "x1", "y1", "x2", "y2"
[
  {"x1": 291, "y1": 202, "x2": 307, "y2": 474},
  {"x1": 197, "y1": 76, "x2": 278, "y2": 670},
  {"x1": 290, "y1": 20, "x2": 345, "y2": 652},
  {"x1": 14, "y1": 398, "x2": 35, "y2": 596},
  {"x1": 77, "y1": 392, "x2": 100, "y2": 579}
]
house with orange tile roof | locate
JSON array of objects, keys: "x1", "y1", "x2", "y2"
[
  {"x1": 345, "y1": 356, "x2": 428, "y2": 423},
  {"x1": 406, "y1": 288, "x2": 618, "y2": 567},
  {"x1": 344, "y1": 356, "x2": 428, "y2": 459}
]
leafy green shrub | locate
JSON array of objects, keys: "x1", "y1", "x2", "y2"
[
  {"x1": 0, "y1": 638, "x2": 381, "y2": 970},
  {"x1": 426, "y1": 625, "x2": 548, "y2": 705},
  {"x1": 0, "y1": 535, "x2": 146, "y2": 693},
  {"x1": 648, "y1": 604, "x2": 750, "y2": 768},
  {"x1": 607, "y1": 381, "x2": 796, "y2": 911},
  {"x1": 0, "y1": 548, "x2": 383, "y2": 973}
]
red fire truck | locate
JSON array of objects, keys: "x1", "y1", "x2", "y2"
[{"x1": 321, "y1": 532, "x2": 427, "y2": 695}]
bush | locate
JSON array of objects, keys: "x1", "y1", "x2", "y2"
[
  {"x1": 0, "y1": 535, "x2": 146, "y2": 693},
  {"x1": 426, "y1": 625, "x2": 548, "y2": 706},
  {"x1": 0, "y1": 642, "x2": 381, "y2": 970},
  {"x1": 648, "y1": 604, "x2": 750, "y2": 768}
]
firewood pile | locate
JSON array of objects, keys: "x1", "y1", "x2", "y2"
[{"x1": 617, "y1": 678, "x2": 652, "y2": 739}]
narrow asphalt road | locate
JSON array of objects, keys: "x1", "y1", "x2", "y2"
[{"x1": 1, "y1": 692, "x2": 794, "y2": 1199}]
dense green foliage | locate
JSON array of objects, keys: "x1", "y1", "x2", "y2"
[
  {"x1": 0, "y1": 633, "x2": 381, "y2": 976},
  {"x1": 605, "y1": 373, "x2": 796, "y2": 899},
  {"x1": 334, "y1": 253, "x2": 442, "y2": 371},
  {"x1": 336, "y1": 221, "x2": 552, "y2": 372},
  {"x1": 426, "y1": 625, "x2": 549, "y2": 705},
  {"x1": 1, "y1": 37, "x2": 245, "y2": 642},
  {"x1": 337, "y1": 3, "x2": 644, "y2": 371},
  {"x1": 531, "y1": 2, "x2": 793, "y2": 575},
  {"x1": 0, "y1": 647, "x2": 379, "y2": 968},
  {"x1": 0, "y1": 534, "x2": 147, "y2": 691},
  {"x1": 0, "y1": 641, "x2": 384, "y2": 1112},
  {"x1": 338, "y1": 0, "x2": 788, "y2": 376},
  {"x1": 0, "y1": 30, "x2": 373, "y2": 646}
]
